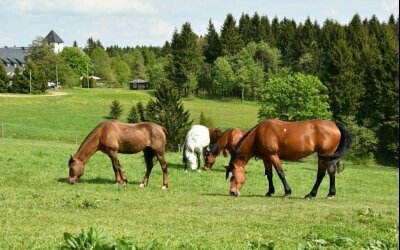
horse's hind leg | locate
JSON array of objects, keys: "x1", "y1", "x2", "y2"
[
  {"x1": 108, "y1": 151, "x2": 127, "y2": 184},
  {"x1": 263, "y1": 159, "x2": 275, "y2": 197},
  {"x1": 305, "y1": 157, "x2": 327, "y2": 199},
  {"x1": 140, "y1": 147, "x2": 154, "y2": 187},
  {"x1": 269, "y1": 155, "x2": 291, "y2": 197},
  {"x1": 155, "y1": 151, "x2": 168, "y2": 189},
  {"x1": 327, "y1": 164, "x2": 336, "y2": 198}
]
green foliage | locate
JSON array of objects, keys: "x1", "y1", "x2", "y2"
[
  {"x1": 110, "y1": 58, "x2": 131, "y2": 85},
  {"x1": 211, "y1": 56, "x2": 236, "y2": 96},
  {"x1": 60, "y1": 47, "x2": 92, "y2": 78},
  {"x1": 220, "y1": 14, "x2": 243, "y2": 56},
  {"x1": 203, "y1": 19, "x2": 222, "y2": 64},
  {"x1": 91, "y1": 47, "x2": 116, "y2": 82},
  {"x1": 199, "y1": 111, "x2": 214, "y2": 128},
  {"x1": 108, "y1": 99, "x2": 123, "y2": 120},
  {"x1": 339, "y1": 116, "x2": 377, "y2": 160},
  {"x1": 297, "y1": 234, "x2": 354, "y2": 250},
  {"x1": 0, "y1": 63, "x2": 7, "y2": 93},
  {"x1": 136, "y1": 101, "x2": 147, "y2": 122},
  {"x1": 146, "y1": 82, "x2": 193, "y2": 151},
  {"x1": 127, "y1": 104, "x2": 140, "y2": 124},
  {"x1": 61, "y1": 227, "x2": 113, "y2": 250},
  {"x1": 168, "y1": 22, "x2": 202, "y2": 95},
  {"x1": 258, "y1": 69, "x2": 332, "y2": 121},
  {"x1": 122, "y1": 50, "x2": 147, "y2": 81},
  {"x1": 10, "y1": 67, "x2": 29, "y2": 93},
  {"x1": 80, "y1": 76, "x2": 96, "y2": 88},
  {"x1": 245, "y1": 238, "x2": 275, "y2": 249}
]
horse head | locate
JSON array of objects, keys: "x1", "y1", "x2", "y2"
[
  {"x1": 204, "y1": 150, "x2": 216, "y2": 171},
  {"x1": 68, "y1": 155, "x2": 85, "y2": 184},
  {"x1": 226, "y1": 151, "x2": 246, "y2": 196}
]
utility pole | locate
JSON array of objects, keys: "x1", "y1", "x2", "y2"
[
  {"x1": 87, "y1": 64, "x2": 89, "y2": 88},
  {"x1": 56, "y1": 64, "x2": 58, "y2": 89},
  {"x1": 29, "y1": 70, "x2": 32, "y2": 94}
]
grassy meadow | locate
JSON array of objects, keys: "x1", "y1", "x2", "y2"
[{"x1": 0, "y1": 88, "x2": 398, "y2": 249}]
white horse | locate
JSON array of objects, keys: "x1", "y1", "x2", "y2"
[{"x1": 182, "y1": 125, "x2": 210, "y2": 171}]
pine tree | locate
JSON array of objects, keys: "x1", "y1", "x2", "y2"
[
  {"x1": 199, "y1": 111, "x2": 214, "y2": 128},
  {"x1": 238, "y1": 13, "x2": 252, "y2": 45},
  {"x1": 136, "y1": 101, "x2": 147, "y2": 122},
  {"x1": 168, "y1": 22, "x2": 202, "y2": 95},
  {"x1": 220, "y1": 14, "x2": 243, "y2": 56},
  {"x1": 127, "y1": 104, "x2": 140, "y2": 123},
  {"x1": 146, "y1": 82, "x2": 193, "y2": 151},
  {"x1": 250, "y1": 12, "x2": 262, "y2": 43},
  {"x1": 259, "y1": 15, "x2": 270, "y2": 42},
  {"x1": 108, "y1": 99, "x2": 123, "y2": 120},
  {"x1": 203, "y1": 19, "x2": 222, "y2": 64}
]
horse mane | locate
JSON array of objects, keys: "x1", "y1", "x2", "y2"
[
  {"x1": 226, "y1": 123, "x2": 259, "y2": 179},
  {"x1": 77, "y1": 120, "x2": 110, "y2": 152}
]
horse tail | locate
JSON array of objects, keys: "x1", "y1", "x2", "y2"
[
  {"x1": 161, "y1": 126, "x2": 168, "y2": 136},
  {"x1": 328, "y1": 122, "x2": 352, "y2": 168}
]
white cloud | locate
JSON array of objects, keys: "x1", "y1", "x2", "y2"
[
  {"x1": 148, "y1": 19, "x2": 175, "y2": 37},
  {"x1": 381, "y1": 0, "x2": 399, "y2": 13},
  {"x1": 15, "y1": 0, "x2": 155, "y2": 15}
]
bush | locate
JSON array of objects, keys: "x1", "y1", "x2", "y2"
[
  {"x1": 127, "y1": 104, "x2": 140, "y2": 123},
  {"x1": 340, "y1": 115, "x2": 377, "y2": 162},
  {"x1": 199, "y1": 111, "x2": 214, "y2": 127},
  {"x1": 258, "y1": 69, "x2": 332, "y2": 121},
  {"x1": 108, "y1": 99, "x2": 123, "y2": 120}
]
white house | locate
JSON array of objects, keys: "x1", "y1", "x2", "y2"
[{"x1": 45, "y1": 30, "x2": 64, "y2": 53}]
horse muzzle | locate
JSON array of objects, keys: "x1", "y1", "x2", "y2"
[
  {"x1": 230, "y1": 190, "x2": 240, "y2": 197},
  {"x1": 68, "y1": 177, "x2": 78, "y2": 184}
]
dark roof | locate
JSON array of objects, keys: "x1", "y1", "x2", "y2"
[
  {"x1": 0, "y1": 47, "x2": 28, "y2": 60},
  {"x1": 129, "y1": 79, "x2": 149, "y2": 84},
  {"x1": 45, "y1": 30, "x2": 64, "y2": 43}
]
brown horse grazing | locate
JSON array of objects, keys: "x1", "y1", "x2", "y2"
[
  {"x1": 204, "y1": 128, "x2": 247, "y2": 170},
  {"x1": 209, "y1": 128, "x2": 223, "y2": 145},
  {"x1": 68, "y1": 120, "x2": 168, "y2": 189},
  {"x1": 226, "y1": 119, "x2": 351, "y2": 198}
]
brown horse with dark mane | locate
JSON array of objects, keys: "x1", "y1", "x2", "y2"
[
  {"x1": 204, "y1": 128, "x2": 246, "y2": 170},
  {"x1": 226, "y1": 119, "x2": 351, "y2": 198},
  {"x1": 68, "y1": 120, "x2": 168, "y2": 189}
]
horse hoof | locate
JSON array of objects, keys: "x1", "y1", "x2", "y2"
[
  {"x1": 265, "y1": 192, "x2": 274, "y2": 197},
  {"x1": 139, "y1": 183, "x2": 146, "y2": 188},
  {"x1": 304, "y1": 194, "x2": 315, "y2": 199},
  {"x1": 327, "y1": 195, "x2": 335, "y2": 199},
  {"x1": 161, "y1": 185, "x2": 167, "y2": 190}
]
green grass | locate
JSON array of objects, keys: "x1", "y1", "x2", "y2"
[
  {"x1": 0, "y1": 88, "x2": 398, "y2": 249},
  {"x1": 0, "y1": 88, "x2": 259, "y2": 143}
]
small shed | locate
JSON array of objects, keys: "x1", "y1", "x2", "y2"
[{"x1": 129, "y1": 79, "x2": 150, "y2": 90}]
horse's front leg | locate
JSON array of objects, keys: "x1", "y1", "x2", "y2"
[
  {"x1": 305, "y1": 157, "x2": 326, "y2": 199},
  {"x1": 196, "y1": 150, "x2": 201, "y2": 171},
  {"x1": 108, "y1": 151, "x2": 127, "y2": 184},
  {"x1": 269, "y1": 155, "x2": 291, "y2": 197},
  {"x1": 263, "y1": 159, "x2": 275, "y2": 196}
]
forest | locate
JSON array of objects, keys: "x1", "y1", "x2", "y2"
[{"x1": 0, "y1": 13, "x2": 398, "y2": 165}]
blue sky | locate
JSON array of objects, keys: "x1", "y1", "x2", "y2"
[{"x1": 0, "y1": 0, "x2": 398, "y2": 48}]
